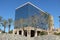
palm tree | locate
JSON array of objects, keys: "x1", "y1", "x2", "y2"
[
  {"x1": 0, "y1": 16, "x2": 2, "y2": 22},
  {"x1": 31, "y1": 13, "x2": 37, "y2": 27},
  {"x1": 59, "y1": 16, "x2": 60, "y2": 28},
  {"x1": 0, "y1": 16, "x2": 2, "y2": 25},
  {"x1": 20, "y1": 18, "x2": 25, "y2": 31},
  {"x1": 8, "y1": 18, "x2": 13, "y2": 33},
  {"x1": 2, "y1": 20, "x2": 7, "y2": 33},
  {"x1": 0, "y1": 16, "x2": 2, "y2": 30},
  {"x1": 20, "y1": 18, "x2": 24, "y2": 27}
]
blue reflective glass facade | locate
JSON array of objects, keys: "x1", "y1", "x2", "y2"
[{"x1": 15, "y1": 3, "x2": 49, "y2": 30}]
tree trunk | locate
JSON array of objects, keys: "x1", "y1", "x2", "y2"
[
  {"x1": 4, "y1": 26, "x2": 6, "y2": 33},
  {"x1": 9, "y1": 25, "x2": 11, "y2": 33}
]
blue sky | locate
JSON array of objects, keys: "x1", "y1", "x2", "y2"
[{"x1": 0, "y1": 0, "x2": 60, "y2": 32}]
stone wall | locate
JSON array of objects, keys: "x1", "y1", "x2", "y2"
[
  {"x1": 13, "y1": 27, "x2": 49, "y2": 37},
  {"x1": 0, "y1": 34, "x2": 60, "y2": 40}
]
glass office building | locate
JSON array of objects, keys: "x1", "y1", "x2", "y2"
[{"x1": 15, "y1": 2, "x2": 52, "y2": 30}]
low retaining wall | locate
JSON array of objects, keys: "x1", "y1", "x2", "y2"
[{"x1": 0, "y1": 34, "x2": 60, "y2": 40}]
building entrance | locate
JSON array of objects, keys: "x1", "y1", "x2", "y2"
[
  {"x1": 31, "y1": 30, "x2": 35, "y2": 37},
  {"x1": 37, "y1": 31, "x2": 40, "y2": 36},
  {"x1": 19, "y1": 31, "x2": 22, "y2": 35},
  {"x1": 24, "y1": 30, "x2": 27, "y2": 37}
]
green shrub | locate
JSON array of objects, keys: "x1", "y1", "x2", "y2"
[
  {"x1": 54, "y1": 32, "x2": 60, "y2": 35},
  {"x1": 9, "y1": 30, "x2": 13, "y2": 34},
  {"x1": 40, "y1": 31, "x2": 48, "y2": 35},
  {"x1": 2, "y1": 31, "x2": 5, "y2": 33}
]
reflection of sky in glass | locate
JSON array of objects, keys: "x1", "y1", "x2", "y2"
[{"x1": 15, "y1": 3, "x2": 49, "y2": 30}]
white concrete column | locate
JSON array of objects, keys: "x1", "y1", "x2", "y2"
[
  {"x1": 35, "y1": 30, "x2": 37, "y2": 37},
  {"x1": 13, "y1": 29, "x2": 17, "y2": 34},
  {"x1": 22, "y1": 30, "x2": 24, "y2": 36},
  {"x1": 27, "y1": 30, "x2": 30, "y2": 37},
  {"x1": 17, "y1": 30, "x2": 19, "y2": 35}
]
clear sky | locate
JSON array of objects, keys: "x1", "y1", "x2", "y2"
[{"x1": 0, "y1": 0, "x2": 60, "y2": 32}]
